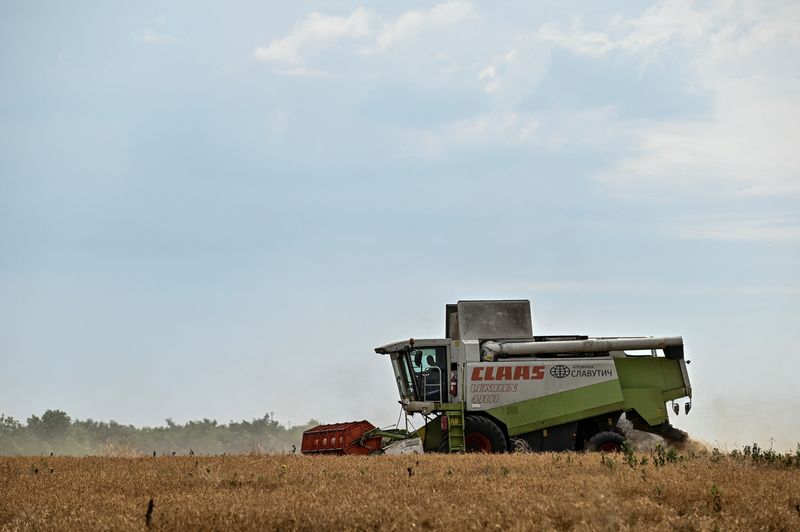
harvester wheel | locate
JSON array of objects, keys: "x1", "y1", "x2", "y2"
[
  {"x1": 585, "y1": 431, "x2": 625, "y2": 452},
  {"x1": 464, "y1": 415, "x2": 507, "y2": 453}
]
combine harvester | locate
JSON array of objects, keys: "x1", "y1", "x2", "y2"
[{"x1": 302, "y1": 300, "x2": 692, "y2": 454}]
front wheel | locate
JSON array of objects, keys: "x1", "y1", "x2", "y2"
[
  {"x1": 464, "y1": 415, "x2": 507, "y2": 453},
  {"x1": 584, "y1": 431, "x2": 625, "y2": 452}
]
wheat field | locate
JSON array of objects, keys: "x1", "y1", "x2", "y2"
[{"x1": 1, "y1": 450, "x2": 799, "y2": 531}]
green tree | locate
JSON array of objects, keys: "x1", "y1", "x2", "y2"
[
  {"x1": 0, "y1": 414, "x2": 22, "y2": 434},
  {"x1": 31, "y1": 410, "x2": 72, "y2": 439}
]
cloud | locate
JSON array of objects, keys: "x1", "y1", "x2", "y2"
[
  {"x1": 538, "y1": 0, "x2": 800, "y2": 198},
  {"x1": 668, "y1": 213, "x2": 800, "y2": 242},
  {"x1": 477, "y1": 34, "x2": 550, "y2": 104},
  {"x1": 253, "y1": 2, "x2": 476, "y2": 70},
  {"x1": 536, "y1": 0, "x2": 715, "y2": 59},
  {"x1": 254, "y1": 7, "x2": 374, "y2": 66},
  {"x1": 400, "y1": 105, "x2": 627, "y2": 158},
  {"x1": 252, "y1": 0, "x2": 800, "y2": 202},
  {"x1": 366, "y1": 1, "x2": 476, "y2": 55},
  {"x1": 134, "y1": 29, "x2": 180, "y2": 46}
]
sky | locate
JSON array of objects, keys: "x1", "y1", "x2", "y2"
[{"x1": 1, "y1": 1, "x2": 799, "y2": 450}]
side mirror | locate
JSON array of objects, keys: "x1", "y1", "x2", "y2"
[
  {"x1": 672, "y1": 402, "x2": 680, "y2": 415},
  {"x1": 413, "y1": 350, "x2": 422, "y2": 368},
  {"x1": 685, "y1": 401, "x2": 692, "y2": 415}
]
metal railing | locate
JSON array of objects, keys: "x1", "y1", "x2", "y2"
[{"x1": 420, "y1": 366, "x2": 443, "y2": 403}]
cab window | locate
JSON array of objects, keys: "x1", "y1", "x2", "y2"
[{"x1": 409, "y1": 346, "x2": 446, "y2": 401}]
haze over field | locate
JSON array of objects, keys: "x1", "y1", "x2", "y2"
[{"x1": 1, "y1": 1, "x2": 798, "y2": 450}]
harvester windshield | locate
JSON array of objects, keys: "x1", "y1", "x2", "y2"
[
  {"x1": 390, "y1": 353, "x2": 415, "y2": 402},
  {"x1": 389, "y1": 346, "x2": 446, "y2": 403}
]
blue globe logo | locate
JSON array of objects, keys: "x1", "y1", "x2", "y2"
[{"x1": 550, "y1": 365, "x2": 570, "y2": 379}]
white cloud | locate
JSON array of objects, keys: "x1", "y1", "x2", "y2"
[
  {"x1": 479, "y1": 49, "x2": 517, "y2": 93},
  {"x1": 538, "y1": 0, "x2": 800, "y2": 197},
  {"x1": 668, "y1": 213, "x2": 800, "y2": 242},
  {"x1": 253, "y1": 0, "x2": 800, "y2": 201},
  {"x1": 400, "y1": 105, "x2": 626, "y2": 158},
  {"x1": 254, "y1": 8, "x2": 374, "y2": 66},
  {"x1": 366, "y1": 1, "x2": 476, "y2": 55},
  {"x1": 536, "y1": 23, "x2": 618, "y2": 57},
  {"x1": 536, "y1": 0, "x2": 716, "y2": 59},
  {"x1": 477, "y1": 34, "x2": 549, "y2": 103},
  {"x1": 134, "y1": 29, "x2": 179, "y2": 46},
  {"x1": 253, "y1": 2, "x2": 476, "y2": 70}
]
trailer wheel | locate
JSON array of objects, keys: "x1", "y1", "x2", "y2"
[
  {"x1": 584, "y1": 431, "x2": 625, "y2": 452},
  {"x1": 464, "y1": 415, "x2": 507, "y2": 453}
]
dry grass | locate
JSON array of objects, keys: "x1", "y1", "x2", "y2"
[{"x1": 1, "y1": 451, "x2": 799, "y2": 531}]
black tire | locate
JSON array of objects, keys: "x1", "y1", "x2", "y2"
[
  {"x1": 464, "y1": 415, "x2": 507, "y2": 453},
  {"x1": 584, "y1": 431, "x2": 625, "y2": 452}
]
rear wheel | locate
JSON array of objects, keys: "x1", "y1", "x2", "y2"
[
  {"x1": 464, "y1": 415, "x2": 507, "y2": 453},
  {"x1": 584, "y1": 431, "x2": 625, "y2": 452}
]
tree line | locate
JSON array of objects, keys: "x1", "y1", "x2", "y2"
[{"x1": 0, "y1": 410, "x2": 318, "y2": 456}]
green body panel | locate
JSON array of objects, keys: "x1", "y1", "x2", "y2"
[
  {"x1": 482, "y1": 357, "x2": 688, "y2": 436},
  {"x1": 486, "y1": 379, "x2": 625, "y2": 436},
  {"x1": 417, "y1": 418, "x2": 442, "y2": 451},
  {"x1": 614, "y1": 357, "x2": 688, "y2": 399},
  {"x1": 614, "y1": 356, "x2": 689, "y2": 424},
  {"x1": 414, "y1": 356, "x2": 689, "y2": 452}
]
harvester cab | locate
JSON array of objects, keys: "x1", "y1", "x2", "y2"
[{"x1": 374, "y1": 299, "x2": 693, "y2": 453}]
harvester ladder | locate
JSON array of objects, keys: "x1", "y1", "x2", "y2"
[{"x1": 446, "y1": 406, "x2": 465, "y2": 452}]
